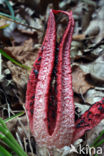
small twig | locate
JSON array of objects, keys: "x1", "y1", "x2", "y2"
[
  {"x1": 16, "y1": 131, "x2": 24, "y2": 150},
  {"x1": 72, "y1": 34, "x2": 95, "y2": 41},
  {"x1": 0, "y1": 15, "x2": 42, "y2": 32},
  {"x1": 23, "y1": 105, "x2": 34, "y2": 155},
  {"x1": 72, "y1": 34, "x2": 85, "y2": 40},
  {"x1": 95, "y1": 87, "x2": 104, "y2": 91}
]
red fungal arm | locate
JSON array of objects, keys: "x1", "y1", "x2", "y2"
[
  {"x1": 26, "y1": 53, "x2": 42, "y2": 132},
  {"x1": 73, "y1": 98, "x2": 104, "y2": 143},
  {"x1": 53, "y1": 10, "x2": 75, "y2": 148},
  {"x1": 26, "y1": 10, "x2": 56, "y2": 132},
  {"x1": 32, "y1": 10, "x2": 56, "y2": 146}
]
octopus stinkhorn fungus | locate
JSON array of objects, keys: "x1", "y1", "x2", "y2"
[{"x1": 26, "y1": 9, "x2": 104, "y2": 153}]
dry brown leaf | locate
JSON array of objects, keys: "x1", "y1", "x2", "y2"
[
  {"x1": 6, "y1": 115, "x2": 27, "y2": 133},
  {"x1": 72, "y1": 66, "x2": 93, "y2": 94},
  {"x1": 7, "y1": 61, "x2": 28, "y2": 87},
  {"x1": 84, "y1": 89, "x2": 104, "y2": 104},
  {"x1": 79, "y1": 53, "x2": 104, "y2": 82},
  {"x1": 4, "y1": 39, "x2": 39, "y2": 68},
  {"x1": 0, "y1": 19, "x2": 8, "y2": 27},
  {"x1": 89, "y1": 53, "x2": 104, "y2": 81},
  {"x1": 9, "y1": 30, "x2": 38, "y2": 45},
  {"x1": 84, "y1": 6, "x2": 104, "y2": 43},
  {"x1": 4, "y1": 39, "x2": 40, "y2": 91},
  {"x1": 1, "y1": 62, "x2": 27, "y2": 106}
]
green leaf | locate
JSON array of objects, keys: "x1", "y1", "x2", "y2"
[
  {"x1": 0, "y1": 118, "x2": 7, "y2": 128},
  {"x1": 91, "y1": 130, "x2": 104, "y2": 147},
  {"x1": 0, "y1": 145, "x2": 12, "y2": 156},
  {"x1": 0, "y1": 24, "x2": 10, "y2": 29},
  {"x1": 0, "y1": 118, "x2": 28, "y2": 156},
  {"x1": 4, "y1": 111, "x2": 25, "y2": 123},
  {"x1": 0, "y1": 49, "x2": 31, "y2": 70}
]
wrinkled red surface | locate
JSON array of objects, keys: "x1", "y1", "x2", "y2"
[
  {"x1": 26, "y1": 9, "x2": 104, "y2": 150},
  {"x1": 26, "y1": 9, "x2": 75, "y2": 149},
  {"x1": 73, "y1": 98, "x2": 104, "y2": 143},
  {"x1": 25, "y1": 53, "x2": 42, "y2": 132},
  {"x1": 26, "y1": 10, "x2": 56, "y2": 134}
]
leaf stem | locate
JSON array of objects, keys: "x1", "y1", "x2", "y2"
[
  {"x1": 0, "y1": 13, "x2": 42, "y2": 31},
  {"x1": 5, "y1": 0, "x2": 14, "y2": 19},
  {"x1": 0, "y1": 145, "x2": 12, "y2": 156}
]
